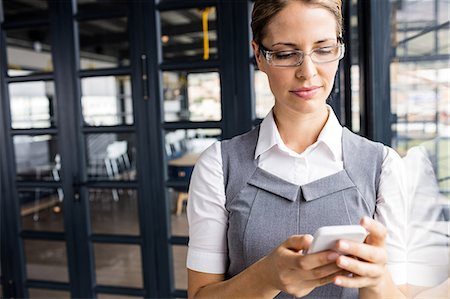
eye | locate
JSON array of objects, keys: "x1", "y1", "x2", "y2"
[
  {"x1": 314, "y1": 46, "x2": 337, "y2": 55},
  {"x1": 273, "y1": 51, "x2": 298, "y2": 60}
]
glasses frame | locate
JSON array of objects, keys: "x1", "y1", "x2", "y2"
[{"x1": 258, "y1": 38, "x2": 345, "y2": 67}]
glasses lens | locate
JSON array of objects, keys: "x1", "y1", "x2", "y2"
[
  {"x1": 270, "y1": 51, "x2": 302, "y2": 66},
  {"x1": 312, "y1": 46, "x2": 342, "y2": 63}
]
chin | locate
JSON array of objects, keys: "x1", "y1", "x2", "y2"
[{"x1": 292, "y1": 94, "x2": 326, "y2": 109}]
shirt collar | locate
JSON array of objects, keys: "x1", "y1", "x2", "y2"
[{"x1": 255, "y1": 105, "x2": 343, "y2": 161}]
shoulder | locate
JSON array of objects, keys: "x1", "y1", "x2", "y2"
[
  {"x1": 381, "y1": 145, "x2": 404, "y2": 171},
  {"x1": 189, "y1": 141, "x2": 224, "y2": 200},
  {"x1": 194, "y1": 141, "x2": 222, "y2": 170}
]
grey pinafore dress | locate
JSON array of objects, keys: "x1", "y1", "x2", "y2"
[{"x1": 221, "y1": 126, "x2": 384, "y2": 299}]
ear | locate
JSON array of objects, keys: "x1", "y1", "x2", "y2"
[{"x1": 251, "y1": 40, "x2": 267, "y2": 73}]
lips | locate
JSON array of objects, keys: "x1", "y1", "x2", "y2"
[{"x1": 290, "y1": 86, "x2": 322, "y2": 99}]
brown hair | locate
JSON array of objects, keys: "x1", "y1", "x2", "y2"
[{"x1": 251, "y1": 0, "x2": 343, "y2": 44}]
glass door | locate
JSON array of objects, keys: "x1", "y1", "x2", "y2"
[
  {"x1": 145, "y1": 1, "x2": 254, "y2": 297},
  {"x1": 0, "y1": 1, "x2": 159, "y2": 298},
  {"x1": 0, "y1": 1, "x2": 71, "y2": 297},
  {"x1": 144, "y1": 2, "x2": 223, "y2": 297}
]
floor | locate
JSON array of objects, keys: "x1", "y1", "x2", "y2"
[{"x1": 18, "y1": 188, "x2": 189, "y2": 298}]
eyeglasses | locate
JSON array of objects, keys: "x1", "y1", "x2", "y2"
[{"x1": 259, "y1": 42, "x2": 345, "y2": 67}]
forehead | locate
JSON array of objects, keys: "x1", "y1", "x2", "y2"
[{"x1": 264, "y1": 2, "x2": 337, "y2": 44}]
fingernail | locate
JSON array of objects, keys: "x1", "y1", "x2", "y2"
[
  {"x1": 327, "y1": 252, "x2": 339, "y2": 261},
  {"x1": 334, "y1": 278, "x2": 342, "y2": 285},
  {"x1": 339, "y1": 241, "x2": 349, "y2": 250}
]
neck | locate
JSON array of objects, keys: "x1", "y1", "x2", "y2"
[{"x1": 273, "y1": 104, "x2": 329, "y2": 154}]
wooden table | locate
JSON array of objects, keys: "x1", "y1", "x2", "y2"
[{"x1": 168, "y1": 153, "x2": 200, "y2": 215}]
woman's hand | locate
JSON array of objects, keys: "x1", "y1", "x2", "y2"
[
  {"x1": 332, "y1": 217, "x2": 400, "y2": 298},
  {"x1": 259, "y1": 234, "x2": 348, "y2": 298}
]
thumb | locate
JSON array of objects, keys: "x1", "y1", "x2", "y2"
[
  {"x1": 361, "y1": 216, "x2": 387, "y2": 247},
  {"x1": 284, "y1": 234, "x2": 314, "y2": 252}
]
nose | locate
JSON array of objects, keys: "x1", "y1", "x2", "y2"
[{"x1": 295, "y1": 55, "x2": 317, "y2": 80}]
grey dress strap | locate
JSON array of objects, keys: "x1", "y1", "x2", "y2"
[
  {"x1": 341, "y1": 127, "x2": 385, "y2": 211},
  {"x1": 221, "y1": 125, "x2": 260, "y2": 205}
]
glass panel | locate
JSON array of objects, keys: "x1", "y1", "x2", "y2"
[
  {"x1": 81, "y1": 76, "x2": 133, "y2": 126},
  {"x1": 28, "y1": 288, "x2": 70, "y2": 299},
  {"x1": 163, "y1": 71, "x2": 221, "y2": 122},
  {"x1": 168, "y1": 187, "x2": 188, "y2": 236},
  {"x1": 254, "y1": 70, "x2": 274, "y2": 119},
  {"x1": 160, "y1": 7, "x2": 218, "y2": 62},
  {"x1": 350, "y1": 0, "x2": 360, "y2": 132},
  {"x1": 6, "y1": 26, "x2": 53, "y2": 76},
  {"x1": 77, "y1": 0, "x2": 128, "y2": 14},
  {"x1": 94, "y1": 243, "x2": 143, "y2": 288},
  {"x1": 391, "y1": 0, "x2": 450, "y2": 157},
  {"x1": 97, "y1": 295, "x2": 142, "y2": 299},
  {"x1": 86, "y1": 133, "x2": 136, "y2": 181},
  {"x1": 391, "y1": 0, "x2": 450, "y2": 289},
  {"x1": 24, "y1": 240, "x2": 68, "y2": 282},
  {"x1": 20, "y1": 188, "x2": 64, "y2": 232},
  {"x1": 166, "y1": 129, "x2": 219, "y2": 236},
  {"x1": 172, "y1": 245, "x2": 187, "y2": 290},
  {"x1": 3, "y1": 0, "x2": 48, "y2": 22},
  {"x1": 9, "y1": 81, "x2": 57, "y2": 129},
  {"x1": 89, "y1": 189, "x2": 139, "y2": 235},
  {"x1": 166, "y1": 128, "x2": 220, "y2": 180},
  {"x1": 14, "y1": 135, "x2": 59, "y2": 181},
  {"x1": 79, "y1": 18, "x2": 129, "y2": 70},
  {"x1": 438, "y1": 28, "x2": 450, "y2": 55},
  {"x1": 391, "y1": 61, "x2": 447, "y2": 155},
  {"x1": 350, "y1": 65, "x2": 360, "y2": 132}
]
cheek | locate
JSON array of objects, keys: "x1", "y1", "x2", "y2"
[
  {"x1": 317, "y1": 69, "x2": 338, "y2": 94},
  {"x1": 266, "y1": 70, "x2": 291, "y2": 92},
  {"x1": 320, "y1": 64, "x2": 339, "y2": 84}
]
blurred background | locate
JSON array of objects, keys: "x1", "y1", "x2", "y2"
[{"x1": 0, "y1": 0, "x2": 448, "y2": 298}]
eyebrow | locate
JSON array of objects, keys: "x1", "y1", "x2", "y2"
[{"x1": 271, "y1": 38, "x2": 337, "y2": 48}]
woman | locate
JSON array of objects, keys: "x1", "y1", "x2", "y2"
[{"x1": 187, "y1": 0, "x2": 407, "y2": 298}]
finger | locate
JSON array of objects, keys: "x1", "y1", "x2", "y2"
[
  {"x1": 296, "y1": 250, "x2": 340, "y2": 271},
  {"x1": 310, "y1": 270, "x2": 350, "y2": 288},
  {"x1": 333, "y1": 273, "x2": 373, "y2": 289},
  {"x1": 295, "y1": 260, "x2": 343, "y2": 280},
  {"x1": 335, "y1": 240, "x2": 387, "y2": 264},
  {"x1": 335, "y1": 255, "x2": 385, "y2": 278},
  {"x1": 360, "y1": 216, "x2": 387, "y2": 247},
  {"x1": 283, "y1": 234, "x2": 313, "y2": 252}
]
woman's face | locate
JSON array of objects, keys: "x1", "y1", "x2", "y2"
[{"x1": 253, "y1": 1, "x2": 340, "y2": 115}]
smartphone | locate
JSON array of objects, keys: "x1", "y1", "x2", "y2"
[{"x1": 307, "y1": 225, "x2": 368, "y2": 254}]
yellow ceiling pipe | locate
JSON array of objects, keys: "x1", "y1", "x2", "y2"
[{"x1": 202, "y1": 8, "x2": 211, "y2": 60}]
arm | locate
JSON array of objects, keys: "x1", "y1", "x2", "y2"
[
  {"x1": 188, "y1": 258, "x2": 277, "y2": 299},
  {"x1": 189, "y1": 235, "x2": 346, "y2": 298},
  {"x1": 411, "y1": 279, "x2": 449, "y2": 299}
]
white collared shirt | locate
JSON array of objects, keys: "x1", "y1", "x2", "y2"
[{"x1": 187, "y1": 106, "x2": 408, "y2": 284}]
